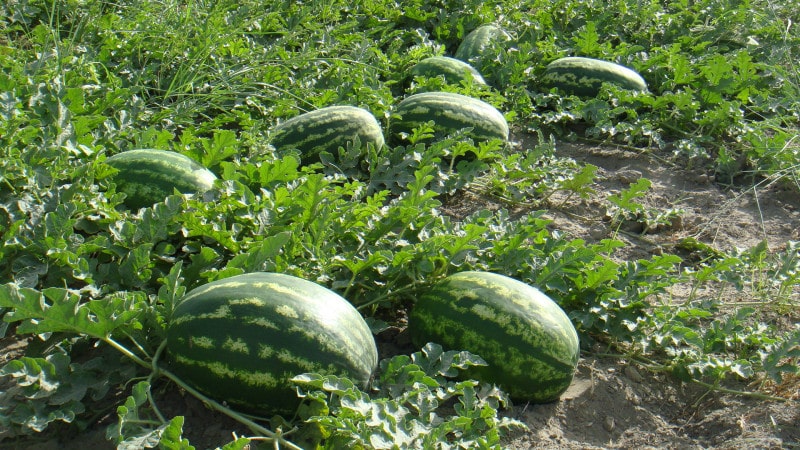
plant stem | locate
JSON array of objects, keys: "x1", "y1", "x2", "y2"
[
  {"x1": 691, "y1": 379, "x2": 791, "y2": 402},
  {"x1": 147, "y1": 340, "x2": 169, "y2": 424},
  {"x1": 155, "y1": 365, "x2": 306, "y2": 450},
  {"x1": 593, "y1": 352, "x2": 792, "y2": 402},
  {"x1": 356, "y1": 283, "x2": 418, "y2": 310},
  {"x1": 105, "y1": 336, "x2": 305, "y2": 449},
  {"x1": 103, "y1": 336, "x2": 151, "y2": 369}
]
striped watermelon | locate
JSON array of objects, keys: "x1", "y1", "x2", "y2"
[
  {"x1": 165, "y1": 272, "x2": 378, "y2": 416},
  {"x1": 390, "y1": 92, "x2": 509, "y2": 143},
  {"x1": 408, "y1": 271, "x2": 580, "y2": 403},
  {"x1": 541, "y1": 56, "x2": 648, "y2": 97},
  {"x1": 105, "y1": 148, "x2": 217, "y2": 210},
  {"x1": 269, "y1": 105, "x2": 385, "y2": 161},
  {"x1": 410, "y1": 56, "x2": 487, "y2": 86},
  {"x1": 454, "y1": 24, "x2": 511, "y2": 66}
]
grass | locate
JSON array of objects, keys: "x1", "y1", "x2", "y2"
[{"x1": 0, "y1": 0, "x2": 799, "y2": 447}]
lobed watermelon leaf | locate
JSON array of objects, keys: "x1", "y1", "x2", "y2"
[
  {"x1": 292, "y1": 342, "x2": 524, "y2": 449},
  {"x1": 0, "y1": 284, "x2": 147, "y2": 339},
  {"x1": 107, "y1": 381, "x2": 190, "y2": 449},
  {"x1": 1, "y1": 352, "x2": 137, "y2": 437}
]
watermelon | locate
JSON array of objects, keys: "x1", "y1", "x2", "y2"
[
  {"x1": 390, "y1": 92, "x2": 509, "y2": 143},
  {"x1": 165, "y1": 272, "x2": 378, "y2": 416},
  {"x1": 541, "y1": 56, "x2": 648, "y2": 97},
  {"x1": 269, "y1": 105, "x2": 385, "y2": 161},
  {"x1": 454, "y1": 24, "x2": 511, "y2": 66},
  {"x1": 410, "y1": 56, "x2": 487, "y2": 86},
  {"x1": 408, "y1": 271, "x2": 580, "y2": 403},
  {"x1": 105, "y1": 148, "x2": 217, "y2": 210}
]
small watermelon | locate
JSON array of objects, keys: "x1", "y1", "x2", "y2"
[
  {"x1": 410, "y1": 56, "x2": 487, "y2": 86},
  {"x1": 541, "y1": 56, "x2": 648, "y2": 97},
  {"x1": 455, "y1": 24, "x2": 512, "y2": 67}
]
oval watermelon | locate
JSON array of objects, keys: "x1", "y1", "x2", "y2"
[
  {"x1": 390, "y1": 91, "x2": 509, "y2": 143},
  {"x1": 408, "y1": 271, "x2": 580, "y2": 403},
  {"x1": 454, "y1": 24, "x2": 512, "y2": 66},
  {"x1": 541, "y1": 56, "x2": 648, "y2": 97},
  {"x1": 105, "y1": 148, "x2": 217, "y2": 210},
  {"x1": 269, "y1": 105, "x2": 385, "y2": 161},
  {"x1": 410, "y1": 56, "x2": 487, "y2": 86},
  {"x1": 165, "y1": 272, "x2": 379, "y2": 416}
]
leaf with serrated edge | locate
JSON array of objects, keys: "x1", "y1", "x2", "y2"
[{"x1": 0, "y1": 284, "x2": 145, "y2": 338}]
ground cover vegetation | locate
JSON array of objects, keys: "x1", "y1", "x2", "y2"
[{"x1": 0, "y1": 0, "x2": 798, "y2": 448}]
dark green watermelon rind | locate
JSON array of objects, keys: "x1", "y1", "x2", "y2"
[
  {"x1": 105, "y1": 149, "x2": 217, "y2": 209},
  {"x1": 166, "y1": 272, "x2": 378, "y2": 415},
  {"x1": 408, "y1": 271, "x2": 580, "y2": 403},
  {"x1": 391, "y1": 92, "x2": 509, "y2": 142},
  {"x1": 454, "y1": 24, "x2": 511, "y2": 66},
  {"x1": 410, "y1": 56, "x2": 487, "y2": 86},
  {"x1": 541, "y1": 57, "x2": 648, "y2": 97},
  {"x1": 270, "y1": 105, "x2": 385, "y2": 160}
]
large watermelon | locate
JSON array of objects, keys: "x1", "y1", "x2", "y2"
[
  {"x1": 165, "y1": 272, "x2": 379, "y2": 416},
  {"x1": 269, "y1": 105, "x2": 385, "y2": 161},
  {"x1": 390, "y1": 92, "x2": 509, "y2": 143},
  {"x1": 541, "y1": 56, "x2": 648, "y2": 97},
  {"x1": 408, "y1": 271, "x2": 580, "y2": 403},
  {"x1": 105, "y1": 148, "x2": 217, "y2": 210}
]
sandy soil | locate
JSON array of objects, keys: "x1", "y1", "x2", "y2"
[{"x1": 503, "y1": 141, "x2": 800, "y2": 449}]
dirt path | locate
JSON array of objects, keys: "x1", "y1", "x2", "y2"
[{"x1": 505, "y1": 141, "x2": 800, "y2": 449}]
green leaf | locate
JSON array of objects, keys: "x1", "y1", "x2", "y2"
[
  {"x1": 0, "y1": 351, "x2": 133, "y2": 436},
  {"x1": 607, "y1": 178, "x2": 650, "y2": 213},
  {"x1": 157, "y1": 416, "x2": 195, "y2": 450},
  {"x1": 108, "y1": 380, "x2": 184, "y2": 449},
  {"x1": 223, "y1": 231, "x2": 291, "y2": 273},
  {"x1": 0, "y1": 285, "x2": 146, "y2": 338},
  {"x1": 217, "y1": 438, "x2": 252, "y2": 450}
]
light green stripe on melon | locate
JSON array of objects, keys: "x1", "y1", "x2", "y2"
[
  {"x1": 174, "y1": 279, "x2": 252, "y2": 305},
  {"x1": 172, "y1": 353, "x2": 281, "y2": 389},
  {"x1": 170, "y1": 304, "x2": 233, "y2": 326},
  {"x1": 221, "y1": 336, "x2": 250, "y2": 355},
  {"x1": 191, "y1": 336, "x2": 215, "y2": 349}
]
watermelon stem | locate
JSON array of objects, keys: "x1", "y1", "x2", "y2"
[
  {"x1": 596, "y1": 352, "x2": 790, "y2": 403},
  {"x1": 156, "y1": 366, "x2": 305, "y2": 449},
  {"x1": 690, "y1": 379, "x2": 790, "y2": 403},
  {"x1": 104, "y1": 336, "x2": 151, "y2": 369},
  {"x1": 356, "y1": 282, "x2": 419, "y2": 310},
  {"x1": 147, "y1": 340, "x2": 169, "y2": 424},
  {"x1": 104, "y1": 336, "x2": 307, "y2": 449}
]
